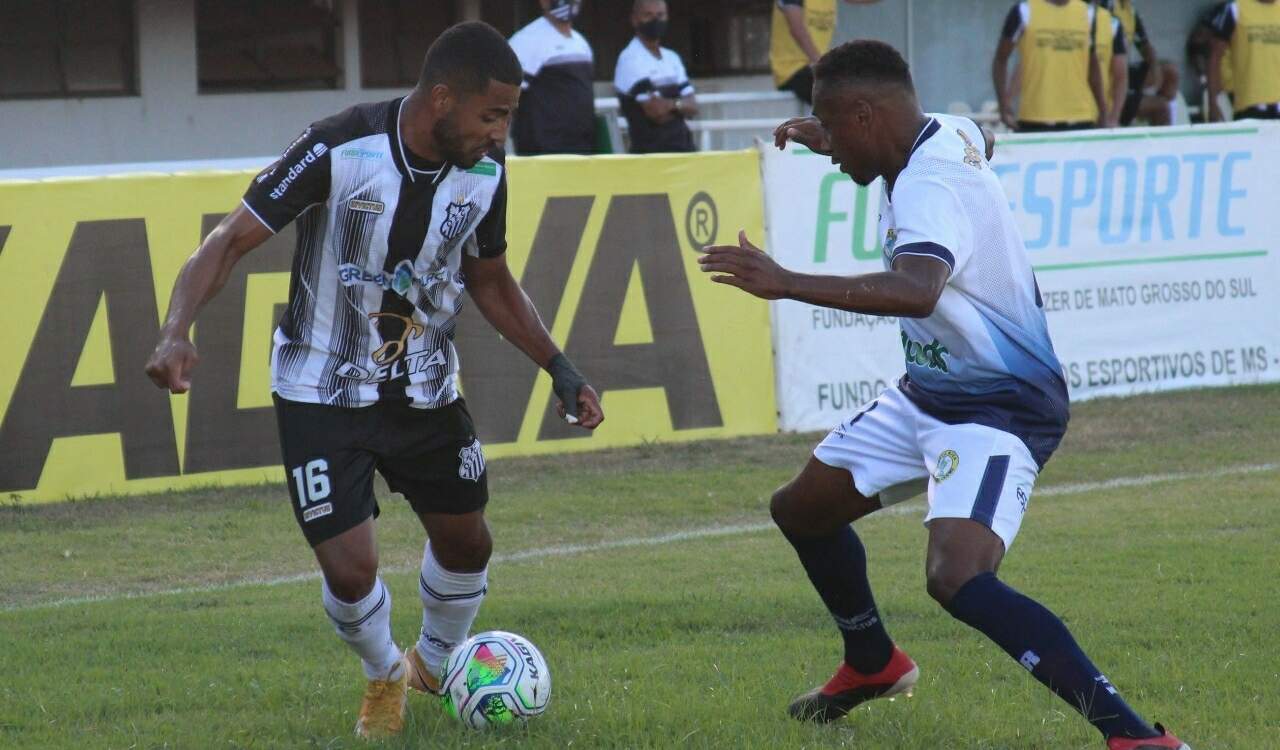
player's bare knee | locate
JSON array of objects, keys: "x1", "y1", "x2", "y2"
[
  {"x1": 325, "y1": 563, "x2": 378, "y2": 602},
  {"x1": 433, "y1": 523, "x2": 492, "y2": 572},
  {"x1": 769, "y1": 485, "x2": 799, "y2": 532}
]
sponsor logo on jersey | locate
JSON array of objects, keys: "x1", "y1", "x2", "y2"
[
  {"x1": 340, "y1": 147, "x2": 383, "y2": 160},
  {"x1": 458, "y1": 438, "x2": 485, "y2": 482},
  {"x1": 347, "y1": 199, "x2": 384, "y2": 215},
  {"x1": 268, "y1": 142, "x2": 329, "y2": 200},
  {"x1": 935, "y1": 449, "x2": 959, "y2": 481},
  {"x1": 901, "y1": 331, "x2": 950, "y2": 373},
  {"x1": 337, "y1": 259, "x2": 428, "y2": 297},
  {"x1": 957, "y1": 128, "x2": 984, "y2": 169},
  {"x1": 884, "y1": 227, "x2": 898, "y2": 255},
  {"x1": 1017, "y1": 486, "x2": 1029, "y2": 513},
  {"x1": 335, "y1": 347, "x2": 448, "y2": 384},
  {"x1": 440, "y1": 199, "x2": 476, "y2": 242},
  {"x1": 302, "y1": 502, "x2": 333, "y2": 522}
]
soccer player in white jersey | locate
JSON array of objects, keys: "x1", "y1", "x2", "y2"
[
  {"x1": 146, "y1": 23, "x2": 603, "y2": 740},
  {"x1": 699, "y1": 40, "x2": 1189, "y2": 750}
]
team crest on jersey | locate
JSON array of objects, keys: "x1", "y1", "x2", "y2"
[
  {"x1": 934, "y1": 450, "x2": 959, "y2": 482},
  {"x1": 957, "y1": 128, "x2": 984, "y2": 169},
  {"x1": 458, "y1": 438, "x2": 485, "y2": 482},
  {"x1": 440, "y1": 199, "x2": 476, "y2": 242},
  {"x1": 884, "y1": 227, "x2": 898, "y2": 255}
]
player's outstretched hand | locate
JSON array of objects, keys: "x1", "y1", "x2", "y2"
[
  {"x1": 773, "y1": 116, "x2": 831, "y2": 155},
  {"x1": 145, "y1": 335, "x2": 198, "y2": 394},
  {"x1": 699, "y1": 231, "x2": 792, "y2": 300}
]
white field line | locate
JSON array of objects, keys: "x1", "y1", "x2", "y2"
[{"x1": 5, "y1": 462, "x2": 1275, "y2": 614}]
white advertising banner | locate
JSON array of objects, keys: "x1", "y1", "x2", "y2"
[{"x1": 762, "y1": 122, "x2": 1280, "y2": 432}]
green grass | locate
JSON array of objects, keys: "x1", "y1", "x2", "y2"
[{"x1": 2, "y1": 385, "x2": 1278, "y2": 749}]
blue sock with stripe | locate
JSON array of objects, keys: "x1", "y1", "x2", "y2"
[
  {"x1": 781, "y1": 524, "x2": 895, "y2": 675},
  {"x1": 945, "y1": 572, "x2": 1159, "y2": 740}
]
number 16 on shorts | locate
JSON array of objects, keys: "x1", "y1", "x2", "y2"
[{"x1": 291, "y1": 458, "x2": 333, "y2": 522}]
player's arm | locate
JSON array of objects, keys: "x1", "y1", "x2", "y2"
[
  {"x1": 780, "y1": 2, "x2": 823, "y2": 65},
  {"x1": 992, "y1": 5, "x2": 1022, "y2": 130},
  {"x1": 145, "y1": 207, "x2": 273, "y2": 393},
  {"x1": 146, "y1": 124, "x2": 331, "y2": 394},
  {"x1": 699, "y1": 231, "x2": 947, "y2": 317},
  {"x1": 463, "y1": 254, "x2": 602, "y2": 428},
  {"x1": 461, "y1": 173, "x2": 602, "y2": 428}
]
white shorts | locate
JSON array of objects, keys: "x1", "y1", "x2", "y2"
[{"x1": 813, "y1": 386, "x2": 1039, "y2": 550}]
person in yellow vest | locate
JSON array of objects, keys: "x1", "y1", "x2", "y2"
[
  {"x1": 1208, "y1": 0, "x2": 1280, "y2": 120},
  {"x1": 1099, "y1": 0, "x2": 1181, "y2": 125},
  {"x1": 1092, "y1": 2, "x2": 1131, "y2": 127},
  {"x1": 771, "y1": 0, "x2": 880, "y2": 105},
  {"x1": 992, "y1": 0, "x2": 1115, "y2": 131}
]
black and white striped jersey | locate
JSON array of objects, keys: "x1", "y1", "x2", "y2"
[{"x1": 242, "y1": 97, "x2": 507, "y2": 409}]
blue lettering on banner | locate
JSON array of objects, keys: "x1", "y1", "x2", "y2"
[{"x1": 992, "y1": 150, "x2": 1253, "y2": 250}]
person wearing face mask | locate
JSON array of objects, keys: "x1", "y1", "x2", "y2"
[
  {"x1": 613, "y1": 0, "x2": 698, "y2": 153},
  {"x1": 509, "y1": 0, "x2": 596, "y2": 154}
]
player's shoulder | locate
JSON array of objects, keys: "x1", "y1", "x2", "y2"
[{"x1": 309, "y1": 99, "x2": 395, "y2": 144}]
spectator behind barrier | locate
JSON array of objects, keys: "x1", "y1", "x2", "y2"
[
  {"x1": 1207, "y1": 0, "x2": 1280, "y2": 121},
  {"x1": 770, "y1": 0, "x2": 880, "y2": 106},
  {"x1": 993, "y1": 0, "x2": 1113, "y2": 131},
  {"x1": 1098, "y1": 0, "x2": 1181, "y2": 126},
  {"x1": 509, "y1": 0, "x2": 597, "y2": 154},
  {"x1": 1187, "y1": 2, "x2": 1235, "y2": 121},
  {"x1": 614, "y1": 0, "x2": 698, "y2": 153}
]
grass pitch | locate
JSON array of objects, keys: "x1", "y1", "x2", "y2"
[{"x1": 2, "y1": 385, "x2": 1278, "y2": 749}]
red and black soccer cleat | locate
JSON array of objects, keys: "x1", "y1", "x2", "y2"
[
  {"x1": 787, "y1": 646, "x2": 919, "y2": 723},
  {"x1": 1106, "y1": 724, "x2": 1191, "y2": 750}
]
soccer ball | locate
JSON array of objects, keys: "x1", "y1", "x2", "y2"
[{"x1": 441, "y1": 630, "x2": 551, "y2": 729}]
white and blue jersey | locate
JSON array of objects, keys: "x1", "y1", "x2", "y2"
[{"x1": 877, "y1": 114, "x2": 1069, "y2": 468}]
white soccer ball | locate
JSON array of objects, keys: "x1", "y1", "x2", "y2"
[{"x1": 441, "y1": 630, "x2": 551, "y2": 729}]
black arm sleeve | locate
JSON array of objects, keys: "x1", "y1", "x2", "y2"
[
  {"x1": 242, "y1": 125, "x2": 333, "y2": 233},
  {"x1": 474, "y1": 171, "x2": 508, "y2": 258},
  {"x1": 1001, "y1": 4, "x2": 1023, "y2": 41}
]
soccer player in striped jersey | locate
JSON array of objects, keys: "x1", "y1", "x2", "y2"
[
  {"x1": 700, "y1": 40, "x2": 1189, "y2": 750},
  {"x1": 146, "y1": 22, "x2": 603, "y2": 739}
]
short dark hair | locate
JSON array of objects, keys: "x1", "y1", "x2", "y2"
[
  {"x1": 419, "y1": 21, "x2": 523, "y2": 94},
  {"x1": 814, "y1": 39, "x2": 914, "y2": 90}
]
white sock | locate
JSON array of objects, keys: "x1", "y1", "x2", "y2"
[
  {"x1": 322, "y1": 577, "x2": 404, "y2": 680},
  {"x1": 416, "y1": 542, "x2": 488, "y2": 674}
]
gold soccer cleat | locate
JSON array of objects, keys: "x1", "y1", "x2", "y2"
[
  {"x1": 405, "y1": 645, "x2": 443, "y2": 695},
  {"x1": 354, "y1": 661, "x2": 408, "y2": 740}
]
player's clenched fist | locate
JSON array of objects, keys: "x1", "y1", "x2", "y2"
[
  {"x1": 698, "y1": 230, "x2": 792, "y2": 301},
  {"x1": 145, "y1": 336, "x2": 198, "y2": 394}
]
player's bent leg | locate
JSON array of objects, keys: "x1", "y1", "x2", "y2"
[
  {"x1": 407, "y1": 510, "x2": 492, "y2": 695},
  {"x1": 776, "y1": 457, "x2": 918, "y2": 723},
  {"x1": 927, "y1": 518, "x2": 1181, "y2": 746},
  {"x1": 312, "y1": 519, "x2": 408, "y2": 739}
]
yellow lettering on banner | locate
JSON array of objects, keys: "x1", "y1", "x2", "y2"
[
  {"x1": 0, "y1": 151, "x2": 777, "y2": 503},
  {"x1": 70, "y1": 296, "x2": 115, "y2": 387},
  {"x1": 614, "y1": 260, "x2": 655, "y2": 346}
]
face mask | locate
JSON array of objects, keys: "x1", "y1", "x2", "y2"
[
  {"x1": 637, "y1": 18, "x2": 667, "y2": 41},
  {"x1": 548, "y1": 0, "x2": 581, "y2": 22}
]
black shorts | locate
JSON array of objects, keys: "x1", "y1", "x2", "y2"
[{"x1": 273, "y1": 394, "x2": 489, "y2": 547}]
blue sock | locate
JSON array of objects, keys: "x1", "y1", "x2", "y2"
[
  {"x1": 781, "y1": 525, "x2": 895, "y2": 674},
  {"x1": 945, "y1": 572, "x2": 1158, "y2": 740}
]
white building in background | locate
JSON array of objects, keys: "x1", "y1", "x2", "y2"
[{"x1": 0, "y1": 0, "x2": 793, "y2": 170}]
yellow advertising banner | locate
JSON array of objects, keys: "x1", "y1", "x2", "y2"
[{"x1": 0, "y1": 151, "x2": 776, "y2": 503}]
